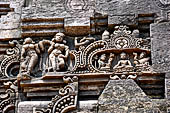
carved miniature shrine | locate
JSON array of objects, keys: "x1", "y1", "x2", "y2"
[{"x1": 0, "y1": 0, "x2": 170, "y2": 113}]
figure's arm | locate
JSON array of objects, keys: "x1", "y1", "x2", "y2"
[
  {"x1": 114, "y1": 61, "x2": 121, "y2": 68},
  {"x1": 39, "y1": 40, "x2": 51, "y2": 51},
  {"x1": 21, "y1": 48, "x2": 25, "y2": 57},
  {"x1": 64, "y1": 45, "x2": 69, "y2": 59},
  {"x1": 127, "y1": 60, "x2": 132, "y2": 66},
  {"x1": 74, "y1": 37, "x2": 79, "y2": 48},
  {"x1": 48, "y1": 43, "x2": 54, "y2": 54},
  {"x1": 35, "y1": 44, "x2": 40, "y2": 54},
  {"x1": 21, "y1": 46, "x2": 26, "y2": 61},
  {"x1": 133, "y1": 52, "x2": 138, "y2": 60}
]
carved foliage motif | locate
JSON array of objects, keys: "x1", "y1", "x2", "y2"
[{"x1": 34, "y1": 76, "x2": 78, "y2": 113}]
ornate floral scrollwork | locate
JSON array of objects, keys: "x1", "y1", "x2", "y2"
[
  {"x1": 70, "y1": 38, "x2": 107, "y2": 73},
  {"x1": 110, "y1": 74, "x2": 137, "y2": 80},
  {"x1": 0, "y1": 41, "x2": 21, "y2": 78},
  {"x1": 34, "y1": 76, "x2": 78, "y2": 113},
  {"x1": 106, "y1": 25, "x2": 149, "y2": 49},
  {"x1": 0, "y1": 80, "x2": 18, "y2": 113},
  {"x1": 70, "y1": 25, "x2": 152, "y2": 74}
]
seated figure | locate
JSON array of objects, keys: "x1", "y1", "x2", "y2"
[
  {"x1": 98, "y1": 54, "x2": 107, "y2": 70},
  {"x1": 114, "y1": 52, "x2": 133, "y2": 70},
  {"x1": 133, "y1": 52, "x2": 150, "y2": 67}
]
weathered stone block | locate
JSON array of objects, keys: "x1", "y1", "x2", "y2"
[
  {"x1": 151, "y1": 22, "x2": 170, "y2": 74},
  {"x1": 98, "y1": 80, "x2": 160, "y2": 113},
  {"x1": 18, "y1": 101, "x2": 50, "y2": 113}
]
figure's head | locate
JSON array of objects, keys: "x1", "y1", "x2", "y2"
[
  {"x1": 54, "y1": 33, "x2": 65, "y2": 42},
  {"x1": 139, "y1": 52, "x2": 146, "y2": 59},
  {"x1": 24, "y1": 37, "x2": 34, "y2": 44},
  {"x1": 100, "y1": 54, "x2": 106, "y2": 60},
  {"x1": 120, "y1": 52, "x2": 127, "y2": 59},
  {"x1": 102, "y1": 30, "x2": 110, "y2": 40},
  {"x1": 132, "y1": 29, "x2": 139, "y2": 38}
]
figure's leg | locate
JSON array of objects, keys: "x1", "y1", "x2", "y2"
[
  {"x1": 58, "y1": 57, "x2": 65, "y2": 69},
  {"x1": 49, "y1": 53, "x2": 56, "y2": 72},
  {"x1": 27, "y1": 55, "x2": 38, "y2": 74}
]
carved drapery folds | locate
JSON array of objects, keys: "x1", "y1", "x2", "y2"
[
  {"x1": 70, "y1": 25, "x2": 151, "y2": 75},
  {"x1": 34, "y1": 76, "x2": 78, "y2": 113}
]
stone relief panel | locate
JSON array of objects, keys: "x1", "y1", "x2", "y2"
[
  {"x1": 19, "y1": 33, "x2": 70, "y2": 78},
  {"x1": 70, "y1": 25, "x2": 151, "y2": 75},
  {"x1": 0, "y1": 24, "x2": 155, "y2": 80}
]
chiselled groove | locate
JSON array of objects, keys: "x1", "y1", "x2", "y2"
[
  {"x1": 0, "y1": 2, "x2": 14, "y2": 17},
  {"x1": 21, "y1": 24, "x2": 64, "y2": 30},
  {"x1": 21, "y1": 18, "x2": 64, "y2": 38},
  {"x1": 22, "y1": 18, "x2": 64, "y2": 22}
]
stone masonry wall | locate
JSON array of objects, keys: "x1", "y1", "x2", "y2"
[{"x1": 0, "y1": 0, "x2": 22, "y2": 39}]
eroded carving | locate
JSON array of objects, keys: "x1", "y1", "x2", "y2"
[
  {"x1": 75, "y1": 36, "x2": 95, "y2": 51},
  {"x1": 47, "y1": 33, "x2": 69, "y2": 72},
  {"x1": 19, "y1": 33, "x2": 70, "y2": 78},
  {"x1": 70, "y1": 25, "x2": 151, "y2": 74},
  {"x1": 34, "y1": 76, "x2": 78, "y2": 113},
  {"x1": 153, "y1": 0, "x2": 170, "y2": 10},
  {"x1": 113, "y1": 52, "x2": 133, "y2": 73},
  {"x1": 133, "y1": 52, "x2": 152, "y2": 72},
  {"x1": 20, "y1": 38, "x2": 40, "y2": 76}
]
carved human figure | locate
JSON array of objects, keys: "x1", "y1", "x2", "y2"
[
  {"x1": 132, "y1": 29, "x2": 140, "y2": 38},
  {"x1": 102, "y1": 30, "x2": 110, "y2": 40},
  {"x1": 20, "y1": 38, "x2": 40, "y2": 75},
  {"x1": 105, "y1": 53, "x2": 115, "y2": 69},
  {"x1": 98, "y1": 54, "x2": 107, "y2": 69},
  {"x1": 133, "y1": 52, "x2": 150, "y2": 67},
  {"x1": 48, "y1": 33, "x2": 69, "y2": 72},
  {"x1": 114, "y1": 52, "x2": 132, "y2": 69}
]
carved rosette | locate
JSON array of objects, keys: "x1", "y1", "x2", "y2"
[
  {"x1": 106, "y1": 25, "x2": 145, "y2": 49},
  {"x1": 34, "y1": 76, "x2": 78, "y2": 113}
]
